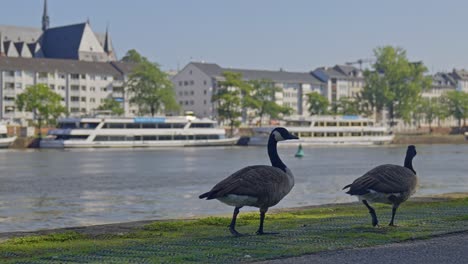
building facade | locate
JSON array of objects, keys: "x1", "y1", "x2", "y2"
[
  {"x1": 0, "y1": 57, "x2": 134, "y2": 120},
  {"x1": 171, "y1": 62, "x2": 325, "y2": 121}
]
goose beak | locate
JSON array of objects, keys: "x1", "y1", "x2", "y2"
[{"x1": 288, "y1": 134, "x2": 299, "y2": 140}]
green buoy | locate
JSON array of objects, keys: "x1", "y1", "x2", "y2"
[{"x1": 295, "y1": 144, "x2": 304, "y2": 158}]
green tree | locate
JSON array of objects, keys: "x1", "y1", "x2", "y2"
[
  {"x1": 336, "y1": 97, "x2": 360, "y2": 115},
  {"x1": 307, "y1": 92, "x2": 329, "y2": 115},
  {"x1": 16, "y1": 84, "x2": 66, "y2": 136},
  {"x1": 419, "y1": 97, "x2": 440, "y2": 132},
  {"x1": 124, "y1": 50, "x2": 179, "y2": 116},
  {"x1": 121, "y1": 49, "x2": 145, "y2": 63},
  {"x1": 362, "y1": 46, "x2": 432, "y2": 126},
  {"x1": 443, "y1": 91, "x2": 468, "y2": 132},
  {"x1": 212, "y1": 72, "x2": 243, "y2": 136},
  {"x1": 248, "y1": 79, "x2": 292, "y2": 126},
  {"x1": 434, "y1": 97, "x2": 449, "y2": 127},
  {"x1": 97, "y1": 98, "x2": 124, "y2": 116}
]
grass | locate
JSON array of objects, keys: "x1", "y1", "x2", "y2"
[{"x1": 1, "y1": 198, "x2": 468, "y2": 263}]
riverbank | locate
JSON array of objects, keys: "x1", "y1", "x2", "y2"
[
  {"x1": 392, "y1": 134, "x2": 466, "y2": 144},
  {"x1": 1, "y1": 194, "x2": 467, "y2": 263}
]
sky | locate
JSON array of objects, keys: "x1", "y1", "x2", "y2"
[{"x1": 2, "y1": 0, "x2": 468, "y2": 73}]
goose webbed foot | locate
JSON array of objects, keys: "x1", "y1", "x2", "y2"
[{"x1": 229, "y1": 206, "x2": 243, "y2": 237}]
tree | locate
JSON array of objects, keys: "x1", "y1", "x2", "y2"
[
  {"x1": 307, "y1": 92, "x2": 329, "y2": 115},
  {"x1": 443, "y1": 91, "x2": 468, "y2": 132},
  {"x1": 16, "y1": 84, "x2": 66, "y2": 136},
  {"x1": 336, "y1": 97, "x2": 360, "y2": 115},
  {"x1": 124, "y1": 50, "x2": 179, "y2": 116},
  {"x1": 419, "y1": 97, "x2": 439, "y2": 132},
  {"x1": 248, "y1": 79, "x2": 292, "y2": 126},
  {"x1": 212, "y1": 72, "x2": 243, "y2": 136},
  {"x1": 97, "y1": 98, "x2": 124, "y2": 116},
  {"x1": 362, "y1": 46, "x2": 432, "y2": 126}
]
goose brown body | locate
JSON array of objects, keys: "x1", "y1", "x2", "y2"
[
  {"x1": 199, "y1": 127, "x2": 298, "y2": 236},
  {"x1": 343, "y1": 145, "x2": 418, "y2": 227},
  {"x1": 200, "y1": 165, "x2": 294, "y2": 209}
]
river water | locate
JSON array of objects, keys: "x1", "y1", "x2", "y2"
[{"x1": 0, "y1": 144, "x2": 466, "y2": 233}]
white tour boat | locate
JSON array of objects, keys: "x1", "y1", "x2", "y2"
[
  {"x1": 40, "y1": 116, "x2": 239, "y2": 148},
  {"x1": 0, "y1": 124, "x2": 16, "y2": 148},
  {"x1": 249, "y1": 116, "x2": 394, "y2": 146}
]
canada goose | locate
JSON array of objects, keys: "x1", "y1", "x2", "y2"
[
  {"x1": 342, "y1": 145, "x2": 418, "y2": 227},
  {"x1": 199, "y1": 127, "x2": 299, "y2": 236}
]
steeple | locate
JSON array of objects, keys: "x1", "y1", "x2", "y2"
[
  {"x1": 103, "y1": 24, "x2": 112, "y2": 54},
  {"x1": 42, "y1": 0, "x2": 50, "y2": 31}
]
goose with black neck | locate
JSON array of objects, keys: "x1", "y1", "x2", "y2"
[{"x1": 199, "y1": 127, "x2": 299, "y2": 236}]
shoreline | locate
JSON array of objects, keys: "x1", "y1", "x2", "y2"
[{"x1": 2, "y1": 192, "x2": 466, "y2": 242}]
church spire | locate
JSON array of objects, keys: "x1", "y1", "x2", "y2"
[
  {"x1": 42, "y1": 0, "x2": 50, "y2": 31},
  {"x1": 103, "y1": 24, "x2": 112, "y2": 54}
]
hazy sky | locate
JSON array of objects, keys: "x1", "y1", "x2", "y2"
[{"x1": 1, "y1": 0, "x2": 467, "y2": 72}]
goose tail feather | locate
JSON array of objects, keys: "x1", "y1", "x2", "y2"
[
  {"x1": 199, "y1": 191, "x2": 215, "y2": 200},
  {"x1": 342, "y1": 184, "x2": 352, "y2": 190}
]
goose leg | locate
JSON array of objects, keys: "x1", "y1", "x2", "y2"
[
  {"x1": 256, "y1": 208, "x2": 277, "y2": 235},
  {"x1": 362, "y1": 200, "x2": 379, "y2": 227},
  {"x1": 389, "y1": 203, "x2": 400, "y2": 226},
  {"x1": 229, "y1": 207, "x2": 242, "y2": 236}
]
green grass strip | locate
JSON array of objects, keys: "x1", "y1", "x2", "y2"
[{"x1": 1, "y1": 198, "x2": 468, "y2": 263}]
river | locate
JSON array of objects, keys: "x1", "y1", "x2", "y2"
[{"x1": 0, "y1": 144, "x2": 466, "y2": 233}]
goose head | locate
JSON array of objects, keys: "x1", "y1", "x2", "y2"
[
  {"x1": 270, "y1": 127, "x2": 299, "y2": 142},
  {"x1": 406, "y1": 145, "x2": 417, "y2": 158}
]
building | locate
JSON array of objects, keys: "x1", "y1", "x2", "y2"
[
  {"x1": 451, "y1": 69, "x2": 468, "y2": 93},
  {"x1": 423, "y1": 72, "x2": 457, "y2": 98},
  {"x1": 0, "y1": 0, "x2": 116, "y2": 62},
  {"x1": 311, "y1": 65, "x2": 364, "y2": 104},
  {"x1": 171, "y1": 62, "x2": 325, "y2": 120},
  {"x1": 0, "y1": 0, "x2": 136, "y2": 120},
  {"x1": 0, "y1": 57, "x2": 134, "y2": 120}
]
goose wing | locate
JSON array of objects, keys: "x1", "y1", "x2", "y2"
[
  {"x1": 345, "y1": 164, "x2": 416, "y2": 195},
  {"x1": 201, "y1": 165, "x2": 288, "y2": 200}
]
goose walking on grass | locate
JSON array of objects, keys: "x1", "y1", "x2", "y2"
[
  {"x1": 343, "y1": 145, "x2": 418, "y2": 227},
  {"x1": 199, "y1": 127, "x2": 299, "y2": 236}
]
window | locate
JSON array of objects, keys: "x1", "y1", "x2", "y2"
[
  {"x1": 90, "y1": 98, "x2": 95, "y2": 103},
  {"x1": 204, "y1": 80, "x2": 207, "y2": 85},
  {"x1": 81, "y1": 97, "x2": 86, "y2": 102},
  {"x1": 126, "y1": 123, "x2": 141, "y2": 129},
  {"x1": 204, "y1": 90, "x2": 207, "y2": 95},
  {"x1": 4, "y1": 96, "x2": 15, "y2": 101},
  {"x1": 15, "y1": 71, "x2": 22, "y2": 77},
  {"x1": 190, "y1": 100, "x2": 194, "y2": 105},
  {"x1": 90, "y1": 87, "x2": 96, "y2": 92},
  {"x1": 184, "y1": 81, "x2": 188, "y2": 86},
  {"x1": 15, "y1": 83, "x2": 22, "y2": 89},
  {"x1": 60, "y1": 86, "x2": 66, "y2": 90},
  {"x1": 70, "y1": 107, "x2": 80, "y2": 113},
  {"x1": 5, "y1": 71, "x2": 14, "y2": 77},
  {"x1": 90, "y1": 75, "x2": 96, "y2": 80},
  {"x1": 189, "y1": 70, "x2": 192, "y2": 75},
  {"x1": 179, "y1": 81, "x2": 183, "y2": 86},
  {"x1": 101, "y1": 87, "x2": 107, "y2": 92},
  {"x1": 71, "y1": 96, "x2": 80, "y2": 102},
  {"x1": 49, "y1": 84, "x2": 55, "y2": 90},
  {"x1": 4, "y1": 83, "x2": 14, "y2": 89},
  {"x1": 70, "y1": 74, "x2": 80, "y2": 80},
  {"x1": 59, "y1": 73, "x2": 66, "y2": 79},
  {"x1": 81, "y1": 108, "x2": 86, "y2": 112},
  {"x1": 203, "y1": 100, "x2": 207, "y2": 105},
  {"x1": 190, "y1": 80, "x2": 194, "y2": 85},
  {"x1": 190, "y1": 91, "x2": 194, "y2": 95},
  {"x1": 4, "y1": 106, "x2": 15, "y2": 113},
  {"x1": 81, "y1": 74, "x2": 86, "y2": 79},
  {"x1": 38, "y1": 72, "x2": 48, "y2": 79},
  {"x1": 71, "y1": 85, "x2": 80, "y2": 91},
  {"x1": 81, "y1": 86, "x2": 87, "y2": 91}
]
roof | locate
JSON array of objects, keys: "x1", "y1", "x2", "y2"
[
  {"x1": 41, "y1": 23, "x2": 86, "y2": 59},
  {"x1": 452, "y1": 69, "x2": 468, "y2": 81},
  {"x1": 0, "y1": 56, "x2": 123, "y2": 75},
  {"x1": 110, "y1": 61, "x2": 138, "y2": 75},
  {"x1": 190, "y1": 62, "x2": 323, "y2": 84},
  {"x1": 0, "y1": 25, "x2": 42, "y2": 43}
]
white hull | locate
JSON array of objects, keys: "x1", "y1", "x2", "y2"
[
  {"x1": 0, "y1": 136, "x2": 16, "y2": 148},
  {"x1": 40, "y1": 137, "x2": 239, "y2": 148},
  {"x1": 248, "y1": 135, "x2": 393, "y2": 146}
]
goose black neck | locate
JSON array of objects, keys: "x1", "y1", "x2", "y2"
[
  {"x1": 268, "y1": 135, "x2": 287, "y2": 172},
  {"x1": 404, "y1": 153, "x2": 416, "y2": 174}
]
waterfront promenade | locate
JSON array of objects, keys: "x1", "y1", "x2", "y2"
[{"x1": 1, "y1": 195, "x2": 467, "y2": 263}]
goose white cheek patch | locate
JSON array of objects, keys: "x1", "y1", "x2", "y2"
[{"x1": 273, "y1": 131, "x2": 284, "y2": 141}]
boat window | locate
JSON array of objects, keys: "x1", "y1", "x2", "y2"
[
  {"x1": 158, "y1": 123, "x2": 172, "y2": 129},
  {"x1": 104, "y1": 123, "x2": 125, "y2": 129},
  {"x1": 58, "y1": 123, "x2": 77, "y2": 129},
  {"x1": 135, "y1": 136, "x2": 142, "y2": 141},
  {"x1": 362, "y1": 122, "x2": 368, "y2": 126},
  {"x1": 351, "y1": 132, "x2": 361, "y2": 136},
  {"x1": 79, "y1": 122, "x2": 99, "y2": 129},
  {"x1": 369, "y1": 122, "x2": 374, "y2": 126},
  {"x1": 125, "y1": 136, "x2": 134, "y2": 141},
  {"x1": 174, "y1": 135, "x2": 186, "y2": 140},
  {"x1": 143, "y1": 136, "x2": 157, "y2": 141},
  {"x1": 190, "y1": 123, "x2": 214, "y2": 128},
  {"x1": 172, "y1": 123, "x2": 186, "y2": 129},
  {"x1": 326, "y1": 122, "x2": 337, "y2": 126},
  {"x1": 208, "y1": 135, "x2": 220, "y2": 139},
  {"x1": 327, "y1": 132, "x2": 337, "y2": 137},
  {"x1": 142, "y1": 123, "x2": 157, "y2": 129},
  {"x1": 285, "y1": 121, "x2": 311, "y2": 127},
  {"x1": 126, "y1": 123, "x2": 141, "y2": 129},
  {"x1": 314, "y1": 132, "x2": 325, "y2": 137},
  {"x1": 188, "y1": 135, "x2": 194, "y2": 140},
  {"x1": 94, "y1": 136, "x2": 109, "y2": 141},
  {"x1": 351, "y1": 122, "x2": 361, "y2": 126},
  {"x1": 339, "y1": 122, "x2": 349, "y2": 126},
  {"x1": 109, "y1": 136, "x2": 126, "y2": 141},
  {"x1": 159, "y1": 135, "x2": 172, "y2": 140},
  {"x1": 300, "y1": 132, "x2": 312, "y2": 137},
  {"x1": 338, "y1": 132, "x2": 343, "y2": 137},
  {"x1": 56, "y1": 135, "x2": 88, "y2": 140},
  {"x1": 195, "y1": 135, "x2": 208, "y2": 140}
]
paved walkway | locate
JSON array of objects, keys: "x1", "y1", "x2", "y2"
[{"x1": 259, "y1": 231, "x2": 468, "y2": 264}]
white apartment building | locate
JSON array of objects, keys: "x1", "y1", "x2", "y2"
[
  {"x1": 0, "y1": 57, "x2": 134, "y2": 120},
  {"x1": 171, "y1": 62, "x2": 326, "y2": 121}
]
